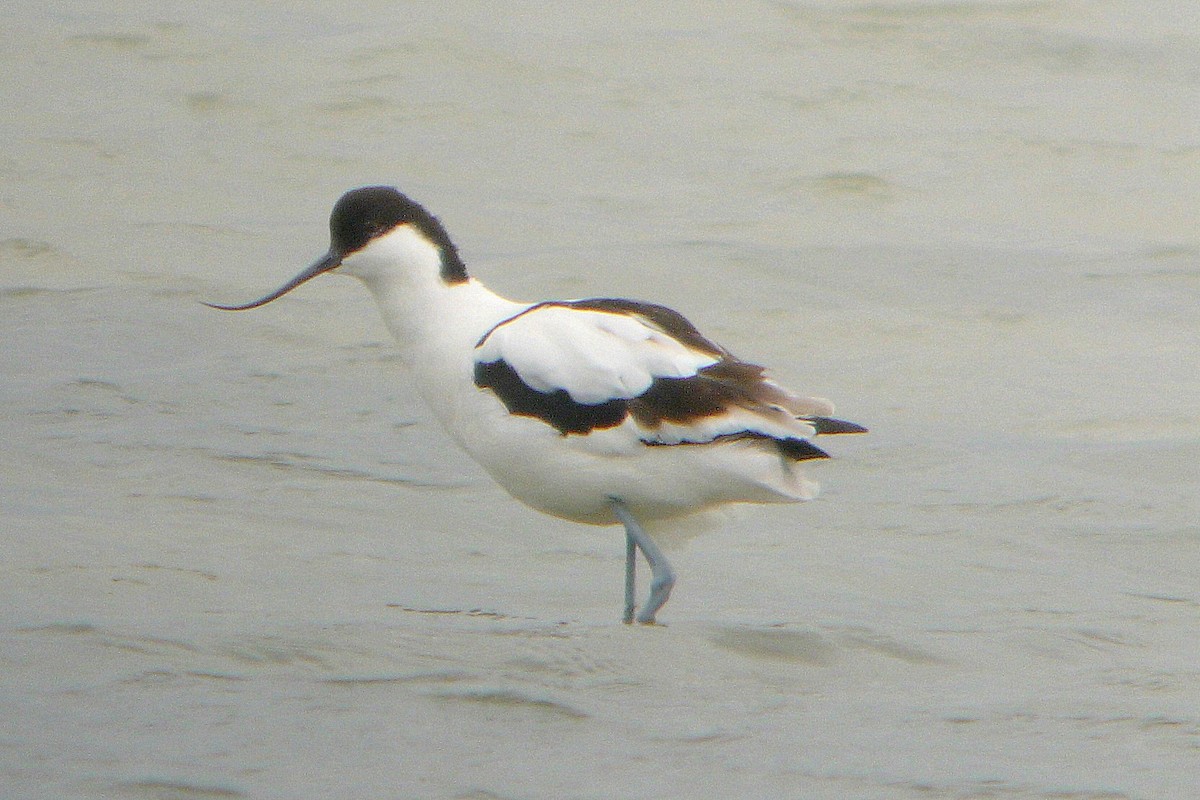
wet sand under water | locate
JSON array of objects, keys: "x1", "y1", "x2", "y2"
[{"x1": 3, "y1": 2, "x2": 1199, "y2": 798}]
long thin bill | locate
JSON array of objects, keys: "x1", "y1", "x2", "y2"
[{"x1": 204, "y1": 251, "x2": 341, "y2": 311}]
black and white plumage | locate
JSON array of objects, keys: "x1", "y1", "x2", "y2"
[{"x1": 208, "y1": 186, "x2": 866, "y2": 624}]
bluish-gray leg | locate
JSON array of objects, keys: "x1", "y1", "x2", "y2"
[
  {"x1": 609, "y1": 497, "x2": 676, "y2": 624},
  {"x1": 624, "y1": 531, "x2": 637, "y2": 625}
]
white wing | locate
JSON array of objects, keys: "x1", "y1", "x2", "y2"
[{"x1": 475, "y1": 304, "x2": 719, "y2": 405}]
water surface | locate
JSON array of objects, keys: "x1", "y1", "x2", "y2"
[{"x1": 2, "y1": 2, "x2": 1198, "y2": 798}]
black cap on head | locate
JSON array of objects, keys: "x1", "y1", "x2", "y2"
[{"x1": 330, "y1": 186, "x2": 468, "y2": 284}]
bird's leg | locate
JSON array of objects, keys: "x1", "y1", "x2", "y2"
[
  {"x1": 608, "y1": 497, "x2": 676, "y2": 624},
  {"x1": 624, "y1": 530, "x2": 637, "y2": 625}
]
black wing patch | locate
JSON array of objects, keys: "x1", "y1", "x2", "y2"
[
  {"x1": 473, "y1": 359, "x2": 627, "y2": 435},
  {"x1": 473, "y1": 358, "x2": 836, "y2": 462},
  {"x1": 557, "y1": 298, "x2": 726, "y2": 357},
  {"x1": 627, "y1": 360, "x2": 765, "y2": 428}
]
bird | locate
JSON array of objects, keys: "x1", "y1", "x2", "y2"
[{"x1": 207, "y1": 186, "x2": 866, "y2": 624}]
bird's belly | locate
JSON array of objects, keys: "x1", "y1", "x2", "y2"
[{"x1": 446, "y1": 398, "x2": 819, "y2": 525}]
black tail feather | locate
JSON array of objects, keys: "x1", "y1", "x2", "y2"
[
  {"x1": 804, "y1": 416, "x2": 868, "y2": 435},
  {"x1": 776, "y1": 437, "x2": 831, "y2": 461}
]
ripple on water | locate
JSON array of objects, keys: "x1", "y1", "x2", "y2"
[
  {"x1": 708, "y1": 625, "x2": 839, "y2": 665},
  {"x1": 708, "y1": 623, "x2": 942, "y2": 667},
  {"x1": 110, "y1": 778, "x2": 246, "y2": 798},
  {"x1": 431, "y1": 687, "x2": 589, "y2": 720}
]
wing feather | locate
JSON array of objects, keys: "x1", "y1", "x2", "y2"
[
  {"x1": 475, "y1": 305, "x2": 717, "y2": 405},
  {"x1": 473, "y1": 299, "x2": 861, "y2": 457}
]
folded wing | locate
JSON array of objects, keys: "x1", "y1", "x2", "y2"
[{"x1": 474, "y1": 298, "x2": 863, "y2": 460}]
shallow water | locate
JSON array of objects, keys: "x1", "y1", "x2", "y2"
[{"x1": 2, "y1": 2, "x2": 1198, "y2": 798}]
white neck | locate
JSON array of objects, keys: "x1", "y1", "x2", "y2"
[{"x1": 336, "y1": 225, "x2": 526, "y2": 411}]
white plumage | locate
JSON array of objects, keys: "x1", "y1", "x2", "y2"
[{"x1": 208, "y1": 186, "x2": 865, "y2": 624}]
